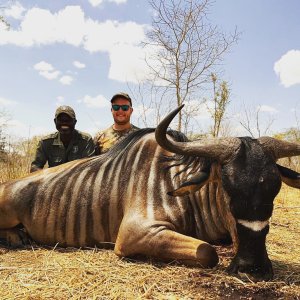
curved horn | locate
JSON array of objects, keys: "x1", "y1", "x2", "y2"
[
  {"x1": 258, "y1": 136, "x2": 300, "y2": 160},
  {"x1": 155, "y1": 105, "x2": 241, "y2": 162}
]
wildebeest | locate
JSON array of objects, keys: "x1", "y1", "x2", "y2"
[{"x1": 0, "y1": 105, "x2": 300, "y2": 281}]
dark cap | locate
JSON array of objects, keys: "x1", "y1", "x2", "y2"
[
  {"x1": 110, "y1": 92, "x2": 132, "y2": 106},
  {"x1": 55, "y1": 105, "x2": 76, "y2": 119}
]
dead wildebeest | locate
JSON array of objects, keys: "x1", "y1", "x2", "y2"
[{"x1": 0, "y1": 105, "x2": 299, "y2": 281}]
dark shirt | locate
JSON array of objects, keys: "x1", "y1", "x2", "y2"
[{"x1": 30, "y1": 130, "x2": 95, "y2": 172}]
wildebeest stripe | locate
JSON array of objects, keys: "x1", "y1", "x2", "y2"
[
  {"x1": 4, "y1": 129, "x2": 232, "y2": 247},
  {"x1": 127, "y1": 137, "x2": 151, "y2": 218},
  {"x1": 147, "y1": 144, "x2": 161, "y2": 220},
  {"x1": 56, "y1": 172, "x2": 75, "y2": 245},
  {"x1": 109, "y1": 154, "x2": 126, "y2": 241}
]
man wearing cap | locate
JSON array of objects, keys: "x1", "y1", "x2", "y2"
[
  {"x1": 94, "y1": 92, "x2": 139, "y2": 155},
  {"x1": 30, "y1": 105, "x2": 95, "y2": 172}
]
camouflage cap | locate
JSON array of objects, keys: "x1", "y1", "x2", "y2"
[
  {"x1": 55, "y1": 105, "x2": 76, "y2": 119},
  {"x1": 110, "y1": 92, "x2": 132, "y2": 106}
]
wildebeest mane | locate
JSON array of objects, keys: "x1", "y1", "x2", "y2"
[
  {"x1": 87, "y1": 128, "x2": 206, "y2": 179},
  {"x1": 95, "y1": 128, "x2": 189, "y2": 164},
  {"x1": 158, "y1": 130, "x2": 209, "y2": 179},
  {"x1": 100, "y1": 128, "x2": 155, "y2": 161}
]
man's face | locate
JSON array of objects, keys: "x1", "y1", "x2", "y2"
[
  {"x1": 111, "y1": 98, "x2": 133, "y2": 126},
  {"x1": 54, "y1": 113, "x2": 76, "y2": 135}
]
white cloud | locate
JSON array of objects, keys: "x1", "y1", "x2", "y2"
[
  {"x1": 60, "y1": 75, "x2": 74, "y2": 85},
  {"x1": 34, "y1": 61, "x2": 60, "y2": 80},
  {"x1": 108, "y1": 45, "x2": 149, "y2": 83},
  {"x1": 34, "y1": 61, "x2": 54, "y2": 72},
  {"x1": 0, "y1": 5, "x2": 150, "y2": 84},
  {"x1": 0, "y1": 97, "x2": 17, "y2": 106},
  {"x1": 88, "y1": 0, "x2": 127, "y2": 7},
  {"x1": 83, "y1": 20, "x2": 146, "y2": 53},
  {"x1": 89, "y1": 0, "x2": 104, "y2": 7},
  {"x1": 0, "y1": 22, "x2": 8, "y2": 31},
  {"x1": 34, "y1": 61, "x2": 78, "y2": 83},
  {"x1": 258, "y1": 105, "x2": 278, "y2": 114},
  {"x1": 0, "y1": 6, "x2": 86, "y2": 47},
  {"x1": 274, "y1": 50, "x2": 300, "y2": 87},
  {"x1": 73, "y1": 61, "x2": 86, "y2": 69},
  {"x1": 40, "y1": 70, "x2": 61, "y2": 80},
  {"x1": 78, "y1": 94, "x2": 110, "y2": 108},
  {"x1": 0, "y1": 6, "x2": 146, "y2": 51},
  {"x1": 4, "y1": 2, "x2": 26, "y2": 20},
  {"x1": 109, "y1": 0, "x2": 127, "y2": 4}
]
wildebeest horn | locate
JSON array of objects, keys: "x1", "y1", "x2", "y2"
[
  {"x1": 258, "y1": 136, "x2": 300, "y2": 159},
  {"x1": 155, "y1": 105, "x2": 241, "y2": 162}
]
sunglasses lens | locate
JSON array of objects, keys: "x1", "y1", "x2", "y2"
[{"x1": 112, "y1": 105, "x2": 130, "y2": 111}]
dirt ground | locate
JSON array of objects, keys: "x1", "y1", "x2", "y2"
[{"x1": 0, "y1": 185, "x2": 299, "y2": 300}]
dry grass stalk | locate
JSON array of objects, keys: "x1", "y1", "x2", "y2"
[{"x1": 0, "y1": 184, "x2": 299, "y2": 299}]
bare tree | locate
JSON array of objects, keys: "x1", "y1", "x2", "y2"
[
  {"x1": 145, "y1": 0, "x2": 239, "y2": 131},
  {"x1": 206, "y1": 73, "x2": 230, "y2": 137},
  {"x1": 0, "y1": 0, "x2": 12, "y2": 30},
  {"x1": 238, "y1": 103, "x2": 275, "y2": 138},
  {"x1": 127, "y1": 80, "x2": 172, "y2": 128},
  {"x1": 0, "y1": 16, "x2": 9, "y2": 29},
  {"x1": 0, "y1": 109, "x2": 11, "y2": 160}
]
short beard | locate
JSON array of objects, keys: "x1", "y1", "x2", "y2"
[{"x1": 113, "y1": 118, "x2": 130, "y2": 126}]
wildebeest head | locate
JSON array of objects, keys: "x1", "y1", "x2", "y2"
[{"x1": 155, "y1": 105, "x2": 300, "y2": 281}]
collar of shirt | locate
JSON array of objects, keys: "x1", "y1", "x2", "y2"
[{"x1": 52, "y1": 130, "x2": 79, "y2": 148}]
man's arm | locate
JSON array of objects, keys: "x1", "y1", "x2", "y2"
[{"x1": 30, "y1": 140, "x2": 47, "y2": 173}]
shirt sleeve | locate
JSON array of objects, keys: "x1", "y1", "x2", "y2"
[{"x1": 30, "y1": 140, "x2": 47, "y2": 172}]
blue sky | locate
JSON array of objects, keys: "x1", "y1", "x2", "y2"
[{"x1": 1, "y1": 0, "x2": 300, "y2": 139}]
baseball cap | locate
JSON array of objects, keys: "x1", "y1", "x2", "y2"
[
  {"x1": 110, "y1": 92, "x2": 132, "y2": 106},
  {"x1": 55, "y1": 105, "x2": 76, "y2": 119}
]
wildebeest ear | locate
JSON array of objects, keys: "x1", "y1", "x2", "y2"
[
  {"x1": 168, "y1": 171, "x2": 210, "y2": 196},
  {"x1": 277, "y1": 164, "x2": 300, "y2": 189}
]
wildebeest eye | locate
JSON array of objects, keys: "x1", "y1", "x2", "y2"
[{"x1": 259, "y1": 176, "x2": 264, "y2": 183}]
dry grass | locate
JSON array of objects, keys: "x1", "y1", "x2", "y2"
[{"x1": 0, "y1": 185, "x2": 299, "y2": 299}]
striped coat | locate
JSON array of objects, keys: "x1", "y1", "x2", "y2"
[
  {"x1": 0, "y1": 129, "x2": 229, "y2": 246},
  {"x1": 1, "y1": 106, "x2": 300, "y2": 282}
]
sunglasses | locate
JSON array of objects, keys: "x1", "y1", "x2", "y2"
[{"x1": 112, "y1": 104, "x2": 131, "y2": 111}]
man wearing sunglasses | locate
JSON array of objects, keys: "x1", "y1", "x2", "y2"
[{"x1": 94, "y1": 92, "x2": 139, "y2": 155}]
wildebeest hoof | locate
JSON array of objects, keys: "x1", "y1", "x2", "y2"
[
  {"x1": 227, "y1": 257, "x2": 274, "y2": 282},
  {"x1": 196, "y1": 243, "x2": 219, "y2": 268}
]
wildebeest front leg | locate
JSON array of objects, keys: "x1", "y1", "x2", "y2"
[
  {"x1": 0, "y1": 189, "x2": 29, "y2": 247},
  {"x1": 115, "y1": 219, "x2": 219, "y2": 268},
  {"x1": 0, "y1": 228, "x2": 30, "y2": 247}
]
